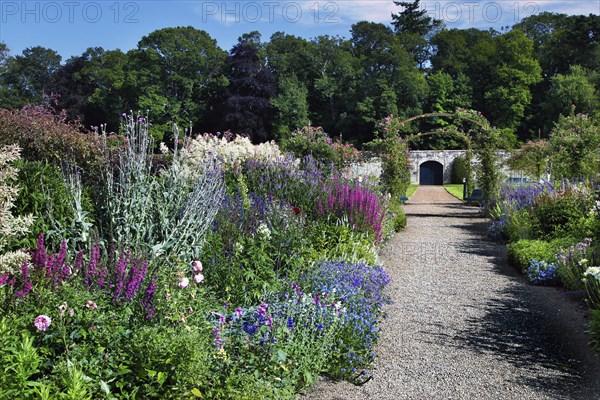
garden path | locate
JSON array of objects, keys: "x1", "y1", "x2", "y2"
[{"x1": 303, "y1": 186, "x2": 600, "y2": 400}]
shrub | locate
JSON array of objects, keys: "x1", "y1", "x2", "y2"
[
  {"x1": 280, "y1": 126, "x2": 337, "y2": 166},
  {"x1": 530, "y1": 183, "x2": 596, "y2": 239},
  {"x1": 0, "y1": 106, "x2": 103, "y2": 176},
  {"x1": 507, "y1": 239, "x2": 570, "y2": 270},
  {"x1": 549, "y1": 113, "x2": 600, "y2": 180},
  {"x1": 590, "y1": 308, "x2": 600, "y2": 351},
  {"x1": 8, "y1": 160, "x2": 95, "y2": 251},
  {"x1": 451, "y1": 156, "x2": 469, "y2": 184}
]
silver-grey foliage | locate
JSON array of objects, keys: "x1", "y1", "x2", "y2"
[{"x1": 99, "y1": 116, "x2": 224, "y2": 263}]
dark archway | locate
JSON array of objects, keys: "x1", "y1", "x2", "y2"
[{"x1": 420, "y1": 161, "x2": 443, "y2": 185}]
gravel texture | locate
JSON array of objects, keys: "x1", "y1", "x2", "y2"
[{"x1": 302, "y1": 186, "x2": 600, "y2": 400}]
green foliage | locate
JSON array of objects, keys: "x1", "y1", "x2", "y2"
[
  {"x1": 270, "y1": 75, "x2": 310, "y2": 139},
  {"x1": 127, "y1": 26, "x2": 228, "y2": 141},
  {"x1": 9, "y1": 160, "x2": 95, "y2": 251},
  {"x1": 507, "y1": 239, "x2": 574, "y2": 270},
  {"x1": 545, "y1": 65, "x2": 599, "y2": 120},
  {"x1": 280, "y1": 126, "x2": 337, "y2": 165},
  {"x1": 385, "y1": 198, "x2": 407, "y2": 233},
  {"x1": 508, "y1": 140, "x2": 551, "y2": 180},
  {"x1": 371, "y1": 116, "x2": 411, "y2": 197},
  {"x1": 0, "y1": 320, "x2": 45, "y2": 399},
  {"x1": 530, "y1": 189, "x2": 596, "y2": 239},
  {"x1": 450, "y1": 156, "x2": 469, "y2": 184},
  {"x1": 590, "y1": 308, "x2": 600, "y2": 352},
  {"x1": 549, "y1": 113, "x2": 600, "y2": 180},
  {"x1": 306, "y1": 219, "x2": 379, "y2": 266}
]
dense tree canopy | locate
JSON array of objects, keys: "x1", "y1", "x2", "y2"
[{"x1": 0, "y1": 9, "x2": 597, "y2": 147}]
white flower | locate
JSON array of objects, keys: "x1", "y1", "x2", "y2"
[
  {"x1": 579, "y1": 259, "x2": 589, "y2": 266},
  {"x1": 583, "y1": 267, "x2": 600, "y2": 282},
  {"x1": 234, "y1": 242, "x2": 244, "y2": 253},
  {"x1": 257, "y1": 223, "x2": 271, "y2": 240},
  {"x1": 159, "y1": 142, "x2": 169, "y2": 155}
]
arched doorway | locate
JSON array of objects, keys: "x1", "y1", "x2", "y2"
[{"x1": 420, "y1": 161, "x2": 443, "y2": 185}]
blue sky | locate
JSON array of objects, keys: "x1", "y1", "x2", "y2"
[{"x1": 1, "y1": 1, "x2": 598, "y2": 59}]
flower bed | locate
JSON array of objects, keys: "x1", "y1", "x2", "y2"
[{"x1": 0, "y1": 117, "x2": 397, "y2": 398}]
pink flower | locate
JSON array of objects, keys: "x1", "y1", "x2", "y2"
[
  {"x1": 34, "y1": 315, "x2": 51, "y2": 331},
  {"x1": 192, "y1": 261, "x2": 203, "y2": 273},
  {"x1": 85, "y1": 300, "x2": 98, "y2": 310},
  {"x1": 234, "y1": 307, "x2": 244, "y2": 318},
  {"x1": 194, "y1": 273, "x2": 204, "y2": 284},
  {"x1": 178, "y1": 277, "x2": 190, "y2": 289}
]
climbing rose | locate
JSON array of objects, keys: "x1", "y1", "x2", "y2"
[
  {"x1": 194, "y1": 273, "x2": 204, "y2": 284},
  {"x1": 34, "y1": 315, "x2": 51, "y2": 331}
]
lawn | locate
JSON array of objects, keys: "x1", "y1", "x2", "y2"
[
  {"x1": 406, "y1": 184, "x2": 418, "y2": 199},
  {"x1": 444, "y1": 184, "x2": 465, "y2": 200}
]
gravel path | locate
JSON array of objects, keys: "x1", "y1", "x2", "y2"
[{"x1": 303, "y1": 186, "x2": 600, "y2": 400}]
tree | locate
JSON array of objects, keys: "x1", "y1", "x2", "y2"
[
  {"x1": 549, "y1": 114, "x2": 600, "y2": 180},
  {"x1": 544, "y1": 65, "x2": 599, "y2": 120},
  {"x1": 391, "y1": 0, "x2": 442, "y2": 37},
  {"x1": 391, "y1": 0, "x2": 443, "y2": 69},
  {"x1": 270, "y1": 75, "x2": 310, "y2": 138},
  {"x1": 349, "y1": 22, "x2": 426, "y2": 141},
  {"x1": 126, "y1": 27, "x2": 228, "y2": 140},
  {"x1": 508, "y1": 140, "x2": 551, "y2": 180},
  {"x1": 48, "y1": 47, "x2": 128, "y2": 131},
  {"x1": 1, "y1": 46, "x2": 61, "y2": 107},
  {"x1": 221, "y1": 38, "x2": 276, "y2": 142},
  {"x1": 484, "y1": 30, "x2": 542, "y2": 132}
]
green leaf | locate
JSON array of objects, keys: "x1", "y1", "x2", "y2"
[
  {"x1": 191, "y1": 388, "x2": 203, "y2": 398},
  {"x1": 100, "y1": 380, "x2": 111, "y2": 395},
  {"x1": 277, "y1": 349, "x2": 287, "y2": 362},
  {"x1": 157, "y1": 371, "x2": 167, "y2": 386}
]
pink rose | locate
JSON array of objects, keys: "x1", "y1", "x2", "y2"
[
  {"x1": 194, "y1": 273, "x2": 204, "y2": 284},
  {"x1": 178, "y1": 277, "x2": 190, "y2": 289},
  {"x1": 192, "y1": 261, "x2": 203, "y2": 273}
]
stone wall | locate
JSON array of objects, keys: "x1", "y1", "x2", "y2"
[{"x1": 349, "y1": 150, "x2": 517, "y2": 186}]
